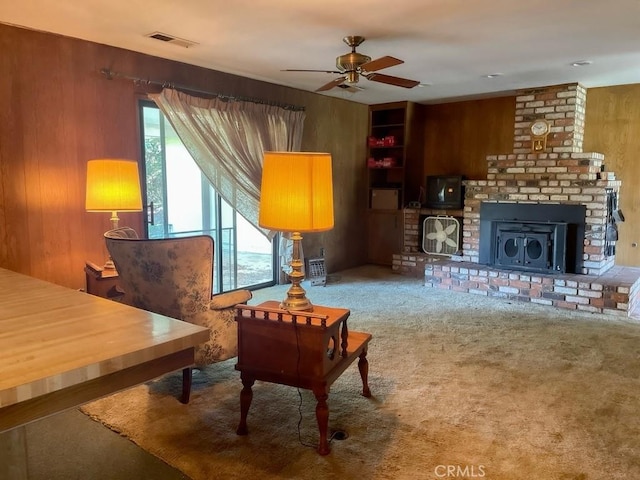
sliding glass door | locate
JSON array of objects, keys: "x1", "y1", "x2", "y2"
[{"x1": 139, "y1": 101, "x2": 276, "y2": 292}]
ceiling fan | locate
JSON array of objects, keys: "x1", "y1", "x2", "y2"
[{"x1": 283, "y1": 36, "x2": 420, "y2": 92}]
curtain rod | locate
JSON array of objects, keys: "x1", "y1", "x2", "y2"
[{"x1": 100, "y1": 68, "x2": 305, "y2": 112}]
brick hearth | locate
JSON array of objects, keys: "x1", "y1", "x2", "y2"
[{"x1": 392, "y1": 252, "x2": 640, "y2": 318}]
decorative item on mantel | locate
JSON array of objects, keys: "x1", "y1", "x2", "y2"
[
  {"x1": 529, "y1": 119, "x2": 550, "y2": 152},
  {"x1": 85, "y1": 159, "x2": 142, "y2": 269},
  {"x1": 259, "y1": 152, "x2": 334, "y2": 311}
]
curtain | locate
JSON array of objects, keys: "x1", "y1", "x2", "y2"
[{"x1": 148, "y1": 88, "x2": 305, "y2": 238}]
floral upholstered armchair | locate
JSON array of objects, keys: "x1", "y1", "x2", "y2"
[{"x1": 104, "y1": 227, "x2": 252, "y2": 403}]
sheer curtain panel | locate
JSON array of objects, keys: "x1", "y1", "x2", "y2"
[{"x1": 149, "y1": 88, "x2": 305, "y2": 238}]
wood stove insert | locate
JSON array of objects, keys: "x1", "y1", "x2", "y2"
[
  {"x1": 479, "y1": 203, "x2": 586, "y2": 274},
  {"x1": 493, "y1": 220, "x2": 567, "y2": 273}
]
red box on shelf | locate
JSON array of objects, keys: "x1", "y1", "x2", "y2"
[
  {"x1": 380, "y1": 157, "x2": 396, "y2": 167},
  {"x1": 367, "y1": 157, "x2": 396, "y2": 168},
  {"x1": 368, "y1": 136, "x2": 391, "y2": 147}
]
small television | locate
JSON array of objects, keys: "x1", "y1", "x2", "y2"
[{"x1": 425, "y1": 175, "x2": 464, "y2": 209}]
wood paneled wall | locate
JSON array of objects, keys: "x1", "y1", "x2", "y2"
[
  {"x1": 3, "y1": 22, "x2": 639, "y2": 290},
  {"x1": 423, "y1": 96, "x2": 516, "y2": 179},
  {"x1": 584, "y1": 84, "x2": 640, "y2": 267},
  {"x1": 0, "y1": 24, "x2": 368, "y2": 289}
]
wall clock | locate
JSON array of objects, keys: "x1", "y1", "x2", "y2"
[{"x1": 530, "y1": 119, "x2": 550, "y2": 152}]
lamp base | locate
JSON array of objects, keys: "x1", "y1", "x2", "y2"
[
  {"x1": 280, "y1": 232, "x2": 313, "y2": 312},
  {"x1": 280, "y1": 288, "x2": 313, "y2": 312}
]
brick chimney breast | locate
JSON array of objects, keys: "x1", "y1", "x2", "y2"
[{"x1": 514, "y1": 83, "x2": 587, "y2": 154}]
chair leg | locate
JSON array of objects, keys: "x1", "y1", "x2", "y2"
[{"x1": 181, "y1": 367, "x2": 192, "y2": 404}]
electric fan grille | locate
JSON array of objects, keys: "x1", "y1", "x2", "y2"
[
  {"x1": 307, "y1": 257, "x2": 327, "y2": 286},
  {"x1": 422, "y1": 216, "x2": 461, "y2": 256}
]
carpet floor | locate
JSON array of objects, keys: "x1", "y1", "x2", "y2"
[{"x1": 80, "y1": 265, "x2": 640, "y2": 480}]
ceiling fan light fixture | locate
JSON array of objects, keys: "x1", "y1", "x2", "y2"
[
  {"x1": 336, "y1": 52, "x2": 371, "y2": 72},
  {"x1": 287, "y1": 36, "x2": 420, "y2": 92}
]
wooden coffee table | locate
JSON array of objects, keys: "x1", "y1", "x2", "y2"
[{"x1": 234, "y1": 301, "x2": 372, "y2": 455}]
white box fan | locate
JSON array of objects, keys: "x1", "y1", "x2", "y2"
[{"x1": 422, "y1": 216, "x2": 461, "y2": 256}]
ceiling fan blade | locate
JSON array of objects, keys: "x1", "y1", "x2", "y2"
[
  {"x1": 316, "y1": 77, "x2": 346, "y2": 92},
  {"x1": 365, "y1": 73, "x2": 420, "y2": 89},
  {"x1": 282, "y1": 69, "x2": 343, "y2": 74},
  {"x1": 360, "y1": 56, "x2": 404, "y2": 72}
]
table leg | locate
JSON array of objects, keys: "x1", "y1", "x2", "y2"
[
  {"x1": 313, "y1": 387, "x2": 330, "y2": 455},
  {"x1": 180, "y1": 367, "x2": 192, "y2": 404},
  {"x1": 236, "y1": 376, "x2": 254, "y2": 435},
  {"x1": 341, "y1": 319, "x2": 349, "y2": 357},
  {"x1": 0, "y1": 426, "x2": 29, "y2": 480},
  {"x1": 358, "y1": 349, "x2": 372, "y2": 397}
]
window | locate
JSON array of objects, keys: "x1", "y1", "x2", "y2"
[{"x1": 140, "y1": 101, "x2": 276, "y2": 292}]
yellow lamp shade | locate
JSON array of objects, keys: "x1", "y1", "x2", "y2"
[
  {"x1": 85, "y1": 159, "x2": 143, "y2": 212},
  {"x1": 259, "y1": 152, "x2": 334, "y2": 233}
]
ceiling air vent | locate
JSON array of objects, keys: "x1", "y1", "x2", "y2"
[
  {"x1": 145, "y1": 32, "x2": 198, "y2": 49},
  {"x1": 336, "y1": 84, "x2": 363, "y2": 93}
]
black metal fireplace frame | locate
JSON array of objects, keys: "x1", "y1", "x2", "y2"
[
  {"x1": 479, "y1": 202, "x2": 586, "y2": 274},
  {"x1": 493, "y1": 220, "x2": 568, "y2": 273}
]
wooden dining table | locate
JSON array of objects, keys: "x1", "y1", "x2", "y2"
[{"x1": 0, "y1": 267, "x2": 209, "y2": 478}]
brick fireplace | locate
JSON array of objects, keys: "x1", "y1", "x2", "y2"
[
  {"x1": 393, "y1": 83, "x2": 640, "y2": 318},
  {"x1": 463, "y1": 83, "x2": 619, "y2": 276}
]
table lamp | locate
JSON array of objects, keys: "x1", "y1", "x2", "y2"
[
  {"x1": 86, "y1": 158, "x2": 143, "y2": 268},
  {"x1": 259, "y1": 152, "x2": 334, "y2": 312}
]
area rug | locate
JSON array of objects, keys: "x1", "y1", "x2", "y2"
[{"x1": 82, "y1": 265, "x2": 640, "y2": 480}]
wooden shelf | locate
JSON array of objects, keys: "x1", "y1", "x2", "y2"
[{"x1": 366, "y1": 102, "x2": 426, "y2": 265}]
